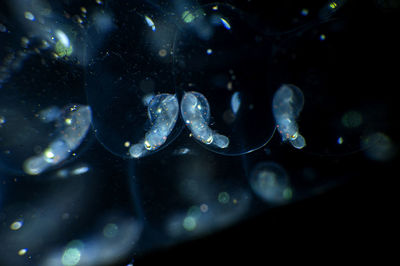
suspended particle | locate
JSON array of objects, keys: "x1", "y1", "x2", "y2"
[
  {"x1": 220, "y1": 18, "x2": 231, "y2": 30},
  {"x1": 145, "y1": 16, "x2": 156, "y2": 31},
  {"x1": 24, "y1": 11, "x2": 35, "y2": 21},
  {"x1": 218, "y1": 191, "x2": 230, "y2": 204},
  {"x1": 18, "y1": 249, "x2": 28, "y2": 256},
  {"x1": 301, "y1": 8, "x2": 309, "y2": 16},
  {"x1": 0, "y1": 23, "x2": 7, "y2": 32},
  {"x1": 10, "y1": 219, "x2": 24, "y2": 230}
]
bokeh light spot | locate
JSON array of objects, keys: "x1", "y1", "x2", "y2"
[
  {"x1": 183, "y1": 216, "x2": 197, "y2": 231},
  {"x1": 218, "y1": 192, "x2": 230, "y2": 204},
  {"x1": 103, "y1": 223, "x2": 119, "y2": 238},
  {"x1": 10, "y1": 219, "x2": 23, "y2": 230}
]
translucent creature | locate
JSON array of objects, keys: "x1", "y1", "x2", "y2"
[
  {"x1": 23, "y1": 105, "x2": 92, "y2": 175},
  {"x1": 180, "y1": 91, "x2": 229, "y2": 149},
  {"x1": 272, "y1": 84, "x2": 306, "y2": 149},
  {"x1": 130, "y1": 94, "x2": 179, "y2": 158},
  {"x1": 249, "y1": 161, "x2": 292, "y2": 204}
]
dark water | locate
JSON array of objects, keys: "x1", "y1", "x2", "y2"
[{"x1": 0, "y1": 0, "x2": 397, "y2": 265}]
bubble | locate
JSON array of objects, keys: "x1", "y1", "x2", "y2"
[
  {"x1": 85, "y1": 3, "x2": 180, "y2": 158},
  {"x1": 272, "y1": 84, "x2": 306, "y2": 149},
  {"x1": 182, "y1": 216, "x2": 197, "y2": 231},
  {"x1": 249, "y1": 162, "x2": 291, "y2": 204},
  {"x1": 174, "y1": 3, "x2": 277, "y2": 155}
]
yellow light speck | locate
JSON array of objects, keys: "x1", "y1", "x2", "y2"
[
  {"x1": 205, "y1": 135, "x2": 213, "y2": 144},
  {"x1": 65, "y1": 118, "x2": 72, "y2": 125},
  {"x1": 144, "y1": 140, "x2": 151, "y2": 150},
  {"x1": 44, "y1": 149, "x2": 55, "y2": 159},
  {"x1": 220, "y1": 18, "x2": 231, "y2": 30},
  {"x1": 124, "y1": 141, "x2": 130, "y2": 147},
  {"x1": 18, "y1": 249, "x2": 28, "y2": 256},
  {"x1": 158, "y1": 49, "x2": 167, "y2": 57},
  {"x1": 212, "y1": 6, "x2": 218, "y2": 10},
  {"x1": 10, "y1": 220, "x2": 23, "y2": 230},
  {"x1": 330, "y1": 2, "x2": 338, "y2": 9}
]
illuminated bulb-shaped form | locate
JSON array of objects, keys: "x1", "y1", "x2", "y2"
[
  {"x1": 23, "y1": 105, "x2": 92, "y2": 175},
  {"x1": 272, "y1": 84, "x2": 306, "y2": 149},
  {"x1": 181, "y1": 91, "x2": 229, "y2": 149},
  {"x1": 130, "y1": 94, "x2": 179, "y2": 158}
]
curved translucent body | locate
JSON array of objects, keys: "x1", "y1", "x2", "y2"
[
  {"x1": 249, "y1": 161, "x2": 291, "y2": 204},
  {"x1": 272, "y1": 84, "x2": 306, "y2": 149},
  {"x1": 23, "y1": 105, "x2": 92, "y2": 175},
  {"x1": 180, "y1": 91, "x2": 229, "y2": 149},
  {"x1": 130, "y1": 94, "x2": 179, "y2": 158}
]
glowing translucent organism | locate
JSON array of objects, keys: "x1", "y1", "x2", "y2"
[
  {"x1": 230, "y1": 92, "x2": 241, "y2": 114},
  {"x1": 181, "y1": 91, "x2": 229, "y2": 149},
  {"x1": 272, "y1": 84, "x2": 306, "y2": 149},
  {"x1": 130, "y1": 94, "x2": 179, "y2": 158},
  {"x1": 23, "y1": 105, "x2": 92, "y2": 175},
  {"x1": 249, "y1": 162, "x2": 292, "y2": 204}
]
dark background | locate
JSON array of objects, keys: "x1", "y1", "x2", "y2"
[{"x1": 133, "y1": 1, "x2": 397, "y2": 264}]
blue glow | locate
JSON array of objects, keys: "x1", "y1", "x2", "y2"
[{"x1": 220, "y1": 18, "x2": 231, "y2": 30}]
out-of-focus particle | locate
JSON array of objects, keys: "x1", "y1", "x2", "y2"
[
  {"x1": 10, "y1": 219, "x2": 23, "y2": 230},
  {"x1": 301, "y1": 8, "x2": 309, "y2": 16},
  {"x1": 18, "y1": 249, "x2": 28, "y2": 256},
  {"x1": 218, "y1": 191, "x2": 230, "y2": 204},
  {"x1": 182, "y1": 216, "x2": 197, "y2": 231},
  {"x1": 24, "y1": 11, "x2": 35, "y2": 21}
]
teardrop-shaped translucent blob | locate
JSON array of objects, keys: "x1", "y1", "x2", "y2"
[
  {"x1": 181, "y1": 91, "x2": 229, "y2": 149},
  {"x1": 23, "y1": 105, "x2": 92, "y2": 175},
  {"x1": 249, "y1": 162, "x2": 292, "y2": 204},
  {"x1": 130, "y1": 94, "x2": 179, "y2": 159},
  {"x1": 272, "y1": 84, "x2": 306, "y2": 149}
]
